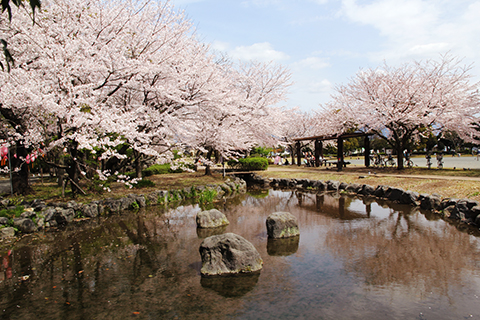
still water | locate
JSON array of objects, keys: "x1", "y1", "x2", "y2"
[{"x1": 1, "y1": 190, "x2": 480, "y2": 319}]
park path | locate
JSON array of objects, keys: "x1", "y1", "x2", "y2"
[{"x1": 348, "y1": 155, "x2": 480, "y2": 170}]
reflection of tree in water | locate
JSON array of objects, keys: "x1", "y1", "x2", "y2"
[
  {"x1": 324, "y1": 208, "x2": 480, "y2": 297},
  {"x1": 241, "y1": 190, "x2": 356, "y2": 217},
  {"x1": 230, "y1": 190, "x2": 349, "y2": 237},
  {"x1": 0, "y1": 203, "x2": 263, "y2": 319},
  {"x1": 8, "y1": 190, "x2": 476, "y2": 318},
  {"x1": 293, "y1": 191, "x2": 367, "y2": 221}
]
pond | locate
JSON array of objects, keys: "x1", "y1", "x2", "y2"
[{"x1": 1, "y1": 189, "x2": 480, "y2": 319}]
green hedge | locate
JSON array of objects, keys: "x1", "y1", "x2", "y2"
[{"x1": 227, "y1": 157, "x2": 268, "y2": 171}]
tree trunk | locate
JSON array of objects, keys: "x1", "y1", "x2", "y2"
[
  {"x1": 11, "y1": 142, "x2": 30, "y2": 195},
  {"x1": 205, "y1": 165, "x2": 212, "y2": 176},
  {"x1": 214, "y1": 150, "x2": 221, "y2": 164},
  {"x1": 105, "y1": 144, "x2": 129, "y2": 173},
  {"x1": 134, "y1": 151, "x2": 143, "y2": 178},
  {"x1": 66, "y1": 141, "x2": 80, "y2": 195},
  {"x1": 204, "y1": 147, "x2": 213, "y2": 176},
  {"x1": 396, "y1": 141, "x2": 404, "y2": 170},
  {"x1": 57, "y1": 151, "x2": 65, "y2": 187},
  {"x1": 289, "y1": 145, "x2": 295, "y2": 165},
  {"x1": 194, "y1": 150, "x2": 201, "y2": 172},
  {"x1": 0, "y1": 106, "x2": 30, "y2": 194}
]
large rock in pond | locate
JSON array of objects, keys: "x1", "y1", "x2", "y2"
[
  {"x1": 199, "y1": 233, "x2": 263, "y2": 276},
  {"x1": 266, "y1": 212, "x2": 300, "y2": 239},
  {"x1": 196, "y1": 209, "x2": 229, "y2": 229},
  {"x1": 420, "y1": 194, "x2": 442, "y2": 211},
  {"x1": 0, "y1": 227, "x2": 15, "y2": 238},
  {"x1": 13, "y1": 218, "x2": 36, "y2": 233}
]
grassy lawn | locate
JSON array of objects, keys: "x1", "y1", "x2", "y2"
[
  {"x1": 21, "y1": 172, "x2": 229, "y2": 203},
  {"x1": 261, "y1": 166, "x2": 480, "y2": 202}
]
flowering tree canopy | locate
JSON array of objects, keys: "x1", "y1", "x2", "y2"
[
  {"x1": 322, "y1": 55, "x2": 480, "y2": 169},
  {"x1": 0, "y1": 0, "x2": 41, "y2": 72},
  {"x1": 0, "y1": 0, "x2": 293, "y2": 192}
]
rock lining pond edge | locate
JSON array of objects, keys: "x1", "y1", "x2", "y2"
[
  {"x1": 246, "y1": 173, "x2": 480, "y2": 232},
  {"x1": 0, "y1": 177, "x2": 247, "y2": 239}
]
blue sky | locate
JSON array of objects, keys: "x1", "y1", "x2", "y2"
[{"x1": 170, "y1": 0, "x2": 480, "y2": 111}]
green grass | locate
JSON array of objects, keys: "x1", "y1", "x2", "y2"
[
  {"x1": 15, "y1": 171, "x2": 228, "y2": 204},
  {"x1": 130, "y1": 201, "x2": 140, "y2": 210},
  {"x1": 132, "y1": 179, "x2": 155, "y2": 188},
  {"x1": 142, "y1": 163, "x2": 185, "y2": 176},
  {"x1": 0, "y1": 206, "x2": 24, "y2": 219},
  {"x1": 198, "y1": 189, "x2": 217, "y2": 204}
]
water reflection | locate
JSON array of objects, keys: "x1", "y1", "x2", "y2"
[
  {"x1": 267, "y1": 237, "x2": 299, "y2": 256},
  {"x1": 196, "y1": 225, "x2": 227, "y2": 239},
  {"x1": 0, "y1": 190, "x2": 478, "y2": 319},
  {"x1": 201, "y1": 273, "x2": 260, "y2": 298},
  {"x1": 324, "y1": 208, "x2": 479, "y2": 296}
]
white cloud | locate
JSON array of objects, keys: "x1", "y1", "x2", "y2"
[
  {"x1": 229, "y1": 42, "x2": 290, "y2": 62},
  {"x1": 408, "y1": 43, "x2": 450, "y2": 55},
  {"x1": 307, "y1": 80, "x2": 332, "y2": 93},
  {"x1": 339, "y1": 0, "x2": 480, "y2": 66},
  {"x1": 294, "y1": 57, "x2": 330, "y2": 70},
  {"x1": 341, "y1": 0, "x2": 439, "y2": 38}
]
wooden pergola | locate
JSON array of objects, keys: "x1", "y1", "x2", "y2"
[{"x1": 293, "y1": 132, "x2": 373, "y2": 171}]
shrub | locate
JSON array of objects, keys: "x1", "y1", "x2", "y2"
[
  {"x1": 84, "y1": 173, "x2": 113, "y2": 193},
  {"x1": 142, "y1": 164, "x2": 171, "y2": 176},
  {"x1": 142, "y1": 163, "x2": 188, "y2": 176},
  {"x1": 227, "y1": 157, "x2": 268, "y2": 171},
  {"x1": 173, "y1": 149, "x2": 182, "y2": 160},
  {"x1": 250, "y1": 146, "x2": 271, "y2": 157},
  {"x1": 133, "y1": 179, "x2": 156, "y2": 189},
  {"x1": 125, "y1": 171, "x2": 137, "y2": 178}
]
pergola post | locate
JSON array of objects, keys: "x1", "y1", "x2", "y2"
[
  {"x1": 294, "y1": 132, "x2": 371, "y2": 170},
  {"x1": 337, "y1": 137, "x2": 344, "y2": 171},
  {"x1": 296, "y1": 142, "x2": 301, "y2": 166},
  {"x1": 314, "y1": 140, "x2": 322, "y2": 167},
  {"x1": 364, "y1": 135, "x2": 371, "y2": 167}
]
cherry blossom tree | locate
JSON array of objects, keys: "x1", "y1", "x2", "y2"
[
  {"x1": 0, "y1": 0, "x2": 294, "y2": 192},
  {"x1": 184, "y1": 60, "x2": 292, "y2": 175},
  {"x1": 0, "y1": 0, "x2": 200, "y2": 193},
  {"x1": 325, "y1": 55, "x2": 480, "y2": 169},
  {"x1": 1, "y1": 0, "x2": 41, "y2": 72},
  {"x1": 274, "y1": 109, "x2": 318, "y2": 165}
]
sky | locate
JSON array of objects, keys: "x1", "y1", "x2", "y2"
[{"x1": 169, "y1": 0, "x2": 480, "y2": 112}]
